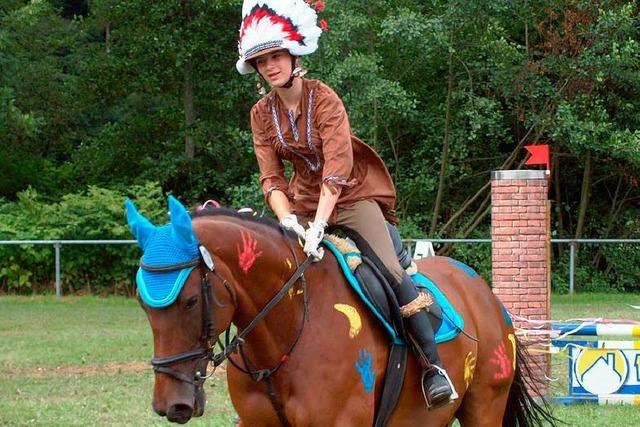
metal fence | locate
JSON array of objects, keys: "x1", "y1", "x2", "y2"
[
  {"x1": 407, "y1": 238, "x2": 640, "y2": 294},
  {"x1": 1, "y1": 238, "x2": 639, "y2": 296},
  {"x1": 551, "y1": 239, "x2": 640, "y2": 293},
  {"x1": 0, "y1": 240, "x2": 136, "y2": 297}
]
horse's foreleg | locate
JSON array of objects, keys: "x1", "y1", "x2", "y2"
[{"x1": 227, "y1": 364, "x2": 285, "y2": 427}]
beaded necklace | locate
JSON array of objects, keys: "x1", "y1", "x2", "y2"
[{"x1": 270, "y1": 89, "x2": 322, "y2": 172}]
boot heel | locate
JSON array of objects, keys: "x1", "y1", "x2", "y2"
[{"x1": 420, "y1": 366, "x2": 458, "y2": 409}]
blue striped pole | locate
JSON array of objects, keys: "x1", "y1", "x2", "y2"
[{"x1": 552, "y1": 323, "x2": 640, "y2": 337}]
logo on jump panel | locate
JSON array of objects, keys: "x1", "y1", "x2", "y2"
[{"x1": 574, "y1": 349, "x2": 628, "y2": 395}]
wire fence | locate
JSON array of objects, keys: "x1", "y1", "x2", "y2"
[{"x1": 1, "y1": 238, "x2": 639, "y2": 297}]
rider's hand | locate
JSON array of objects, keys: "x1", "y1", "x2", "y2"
[
  {"x1": 304, "y1": 220, "x2": 327, "y2": 261},
  {"x1": 280, "y1": 214, "x2": 306, "y2": 239}
]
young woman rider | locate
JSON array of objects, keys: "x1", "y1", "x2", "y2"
[{"x1": 235, "y1": 0, "x2": 456, "y2": 409}]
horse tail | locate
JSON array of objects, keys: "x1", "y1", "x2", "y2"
[{"x1": 502, "y1": 336, "x2": 561, "y2": 427}]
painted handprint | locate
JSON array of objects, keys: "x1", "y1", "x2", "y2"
[
  {"x1": 355, "y1": 349, "x2": 376, "y2": 393},
  {"x1": 237, "y1": 231, "x2": 263, "y2": 274},
  {"x1": 490, "y1": 342, "x2": 512, "y2": 380}
]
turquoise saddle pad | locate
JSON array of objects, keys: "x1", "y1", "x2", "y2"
[{"x1": 324, "y1": 241, "x2": 464, "y2": 346}]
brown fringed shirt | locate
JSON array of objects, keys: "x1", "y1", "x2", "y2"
[{"x1": 250, "y1": 79, "x2": 398, "y2": 224}]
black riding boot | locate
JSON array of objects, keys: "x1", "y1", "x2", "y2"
[{"x1": 394, "y1": 272, "x2": 458, "y2": 409}]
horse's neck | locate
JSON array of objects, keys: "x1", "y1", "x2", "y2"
[
  {"x1": 236, "y1": 261, "x2": 307, "y2": 365},
  {"x1": 208, "y1": 218, "x2": 306, "y2": 364}
]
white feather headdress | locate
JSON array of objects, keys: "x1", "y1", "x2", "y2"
[{"x1": 236, "y1": 0, "x2": 324, "y2": 75}]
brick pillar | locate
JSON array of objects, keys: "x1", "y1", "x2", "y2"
[{"x1": 491, "y1": 170, "x2": 550, "y2": 396}]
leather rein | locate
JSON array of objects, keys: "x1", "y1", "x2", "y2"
[{"x1": 141, "y1": 233, "x2": 312, "y2": 426}]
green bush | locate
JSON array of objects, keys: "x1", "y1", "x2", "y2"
[
  {"x1": 599, "y1": 243, "x2": 640, "y2": 292},
  {"x1": 551, "y1": 244, "x2": 638, "y2": 294},
  {"x1": 551, "y1": 259, "x2": 570, "y2": 294},
  {"x1": 445, "y1": 242, "x2": 492, "y2": 285},
  {"x1": 2, "y1": 180, "x2": 638, "y2": 295},
  {"x1": 0, "y1": 182, "x2": 165, "y2": 294}
]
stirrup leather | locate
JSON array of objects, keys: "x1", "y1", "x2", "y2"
[{"x1": 420, "y1": 366, "x2": 459, "y2": 409}]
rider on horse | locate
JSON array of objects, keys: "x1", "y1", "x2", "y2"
[{"x1": 236, "y1": 0, "x2": 456, "y2": 409}]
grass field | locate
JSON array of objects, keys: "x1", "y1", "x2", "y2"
[{"x1": 0, "y1": 293, "x2": 638, "y2": 426}]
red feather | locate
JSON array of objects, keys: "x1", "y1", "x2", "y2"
[{"x1": 240, "y1": 5, "x2": 304, "y2": 44}]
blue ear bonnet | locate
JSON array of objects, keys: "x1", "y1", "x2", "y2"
[
  {"x1": 136, "y1": 225, "x2": 200, "y2": 307},
  {"x1": 125, "y1": 196, "x2": 200, "y2": 308}
]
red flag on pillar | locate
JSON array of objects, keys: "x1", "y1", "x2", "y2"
[{"x1": 524, "y1": 144, "x2": 550, "y2": 171}]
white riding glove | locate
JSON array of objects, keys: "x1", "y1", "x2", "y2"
[
  {"x1": 304, "y1": 220, "x2": 327, "y2": 261},
  {"x1": 280, "y1": 214, "x2": 306, "y2": 239}
]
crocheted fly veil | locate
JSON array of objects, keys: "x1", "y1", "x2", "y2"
[
  {"x1": 125, "y1": 196, "x2": 200, "y2": 308},
  {"x1": 236, "y1": 0, "x2": 324, "y2": 74}
]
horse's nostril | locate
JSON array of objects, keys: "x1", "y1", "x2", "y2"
[
  {"x1": 152, "y1": 400, "x2": 166, "y2": 416},
  {"x1": 167, "y1": 403, "x2": 193, "y2": 424}
]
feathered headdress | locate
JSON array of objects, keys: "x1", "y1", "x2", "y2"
[{"x1": 236, "y1": 0, "x2": 326, "y2": 75}]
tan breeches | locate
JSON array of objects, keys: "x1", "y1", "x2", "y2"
[{"x1": 300, "y1": 200, "x2": 405, "y2": 284}]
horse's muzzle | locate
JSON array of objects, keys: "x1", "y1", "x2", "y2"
[
  {"x1": 153, "y1": 386, "x2": 205, "y2": 424},
  {"x1": 167, "y1": 401, "x2": 193, "y2": 424},
  {"x1": 194, "y1": 386, "x2": 206, "y2": 417}
]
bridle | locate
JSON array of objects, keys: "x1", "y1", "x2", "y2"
[
  {"x1": 141, "y1": 232, "x2": 313, "y2": 425},
  {"x1": 142, "y1": 255, "x2": 224, "y2": 386}
]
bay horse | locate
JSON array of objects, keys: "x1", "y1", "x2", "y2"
[{"x1": 126, "y1": 196, "x2": 556, "y2": 426}]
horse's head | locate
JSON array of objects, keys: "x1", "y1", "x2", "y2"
[{"x1": 126, "y1": 196, "x2": 235, "y2": 423}]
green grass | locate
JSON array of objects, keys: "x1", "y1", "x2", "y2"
[
  {"x1": 0, "y1": 296, "x2": 234, "y2": 426},
  {"x1": 551, "y1": 292, "x2": 640, "y2": 321},
  {"x1": 0, "y1": 294, "x2": 638, "y2": 426}
]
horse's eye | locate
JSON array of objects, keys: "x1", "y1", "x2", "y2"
[{"x1": 185, "y1": 296, "x2": 198, "y2": 310}]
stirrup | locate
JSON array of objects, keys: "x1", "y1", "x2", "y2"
[{"x1": 420, "y1": 366, "x2": 459, "y2": 410}]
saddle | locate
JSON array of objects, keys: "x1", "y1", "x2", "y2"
[
  {"x1": 323, "y1": 225, "x2": 463, "y2": 345},
  {"x1": 322, "y1": 225, "x2": 463, "y2": 426}
]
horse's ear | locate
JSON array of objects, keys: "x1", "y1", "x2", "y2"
[
  {"x1": 125, "y1": 199, "x2": 156, "y2": 250},
  {"x1": 168, "y1": 195, "x2": 196, "y2": 246}
]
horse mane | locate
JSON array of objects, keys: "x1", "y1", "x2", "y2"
[{"x1": 190, "y1": 207, "x2": 297, "y2": 239}]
